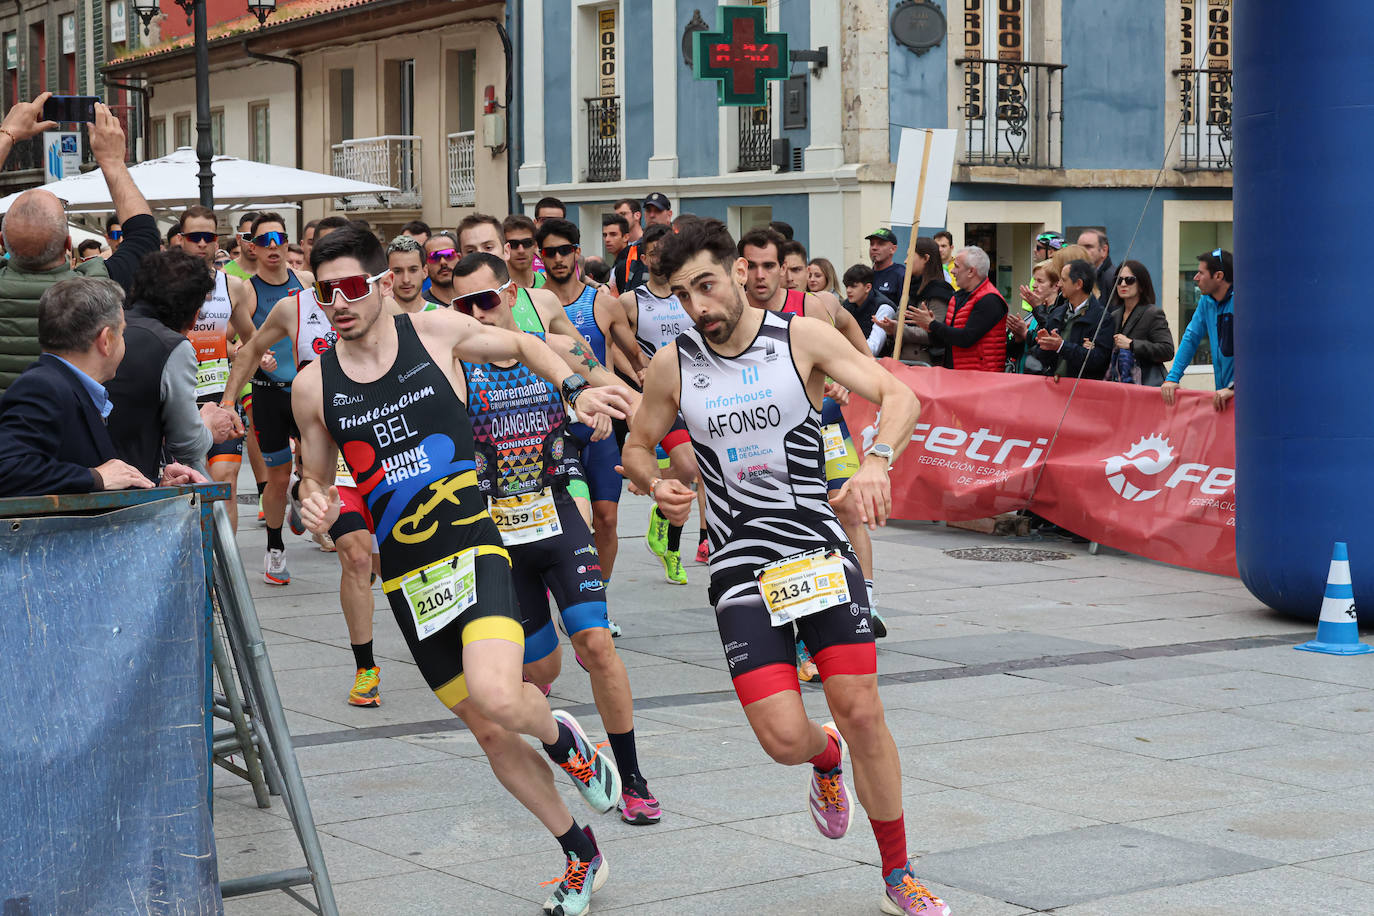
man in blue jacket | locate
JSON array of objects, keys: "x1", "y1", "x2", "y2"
[
  {"x1": 0, "y1": 277, "x2": 199, "y2": 497},
  {"x1": 1162, "y1": 248, "x2": 1234, "y2": 411}
]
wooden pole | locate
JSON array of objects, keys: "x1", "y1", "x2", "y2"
[{"x1": 893, "y1": 129, "x2": 934, "y2": 351}]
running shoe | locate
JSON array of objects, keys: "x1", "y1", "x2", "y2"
[
  {"x1": 608, "y1": 619, "x2": 622, "y2": 638},
  {"x1": 881, "y1": 864, "x2": 950, "y2": 915},
  {"x1": 872, "y1": 607, "x2": 889, "y2": 639},
  {"x1": 286, "y1": 476, "x2": 305, "y2": 535},
  {"x1": 661, "y1": 550, "x2": 688, "y2": 585},
  {"x1": 645, "y1": 505, "x2": 668, "y2": 558},
  {"x1": 797, "y1": 638, "x2": 819, "y2": 683},
  {"x1": 348, "y1": 666, "x2": 381, "y2": 707},
  {"x1": 313, "y1": 529, "x2": 336, "y2": 552},
  {"x1": 618, "y1": 774, "x2": 662, "y2": 825},
  {"x1": 264, "y1": 547, "x2": 290, "y2": 586},
  {"x1": 257, "y1": 493, "x2": 265, "y2": 523},
  {"x1": 809, "y1": 721, "x2": 850, "y2": 839},
  {"x1": 540, "y1": 844, "x2": 607, "y2": 916},
  {"x1": 550, "y1": 710, "x2": 621, "y2": 814},
  {"x1": 695, "y1": 538, "x2": 710, "y2": 564}
]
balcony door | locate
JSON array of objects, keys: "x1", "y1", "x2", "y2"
[
  {"x1": 962, "y1": 0, "x2": 1032, "y2": 165},
  {"x1": 1177, "y1": 0, "x2": 1232, "y2": 169}
]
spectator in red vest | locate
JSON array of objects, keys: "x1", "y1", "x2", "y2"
[{"x1": 910, "y1": 245, "x2": 1008, "y2": 371}]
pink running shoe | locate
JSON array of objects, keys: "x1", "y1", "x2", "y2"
[
  {"x1": 694, "y1": 539, "x2": 710, "y2": 564},
  {"x1": 808, "y1": 721, "x2": 850, "y2": 839},
  {"x1": 881, "y1": 864, "x2": 950, "y2": 915},
  {"x1": 617, "y1": 774, "x2": 662, "y2": 825}
]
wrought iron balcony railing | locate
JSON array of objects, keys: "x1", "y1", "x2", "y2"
[
  {"x1": 586, "y1": 97, "x2": 620, "y2": 183},
  {"x1": 1174, "y1": 68, "x2": 1232, "y2": 170},
  {"x1": 737, "y1": 88, "x2": 772, "y2": 172},
  {"x1": 955, "y1": 58, "x2": 1065, "y2": 168},
  {"x1": 330, "y1": 135, "x2": 422, "y2": 210},
  {"x1": 447, "y1": 131, "x2": 476, "y2": 207}
]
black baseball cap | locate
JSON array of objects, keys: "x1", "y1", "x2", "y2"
[
  {"x1": 1197, "y1": 247, "x2": 1233, "y2": 279},
  {"x1": 643, "y1": 192, "x2": 671, "y2": 212},
  {"x1": 864, "y1": 228, "x2": 898, "y2": 244}
]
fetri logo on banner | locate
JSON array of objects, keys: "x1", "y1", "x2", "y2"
[{"x1": 842, "y1": 362, "x2": 1238, "y2": 577}]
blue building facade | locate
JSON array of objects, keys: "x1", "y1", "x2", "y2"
[{"x1": 516, "y1": 0, "x2": 1232, "y2": 388}]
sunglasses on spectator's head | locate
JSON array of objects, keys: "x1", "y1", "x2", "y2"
[
  {"x1": 540, "y1": 243, "x2": 577, "y2": 259},
  {"x1": 312, "y1": 270, "x2": 390, "y2": 306},
  {"x1": 452, "y1": 280, "x2": 513, "y2": 315},
  {"x1": 1211, "y1": 248, "x2": 1223, "y2": 258},
  {"x1": 252, "y1": 231, "x2": 288, "y2": 247},
  {"x1": 182, "y1": 231, "x2": 217, "y2": 244},
  {"x1": 1116, "y1": 275, "x2": 1138, "y2": 286},
  {"x1": 426, "y1": 247, "x2": 458, "y2": 263},
  {"x1": 507, "y1": 237, "x2": 537, "y2": 250},
  {"x1": 108, "y1": 229, "x2": 122, "y2": 240}
]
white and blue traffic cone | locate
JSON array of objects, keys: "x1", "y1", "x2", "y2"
[{"x1": 1295, "y1": 542, "x2": 1372, "y2": 656}]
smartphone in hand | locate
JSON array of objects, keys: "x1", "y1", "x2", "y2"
[{"x1": 41, "y1": 95, "x2": 99, "y2": 124}]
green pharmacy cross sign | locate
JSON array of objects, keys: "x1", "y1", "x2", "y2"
[{"x1": 693, "y1": 5, "x2": 789, "y2": 107}]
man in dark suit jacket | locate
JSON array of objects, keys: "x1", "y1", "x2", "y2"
[
  {"x1": 0, "y1": 277, "x2": 193, "y2": 498},
  {"x1": 1032, "y1": 259, "x2": 1116, "y2": 380}
]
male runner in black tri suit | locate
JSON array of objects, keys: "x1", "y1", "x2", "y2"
[{"x1": 294, "y1": 229, "x2": 635, "y2": 915}]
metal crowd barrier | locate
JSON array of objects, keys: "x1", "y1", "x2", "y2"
[{"x1": 0, "y1": 485, "x2": 337, "y2": 915}]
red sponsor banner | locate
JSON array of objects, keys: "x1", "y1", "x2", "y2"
[{"x1": 841, "y1": 362, "x2": 1238, "y2": 577}]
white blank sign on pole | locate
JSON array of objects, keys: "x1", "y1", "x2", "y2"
[{"x1": 889, "y1": 128, "x2": 957, "y2": 229}]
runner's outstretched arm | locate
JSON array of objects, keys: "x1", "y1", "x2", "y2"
[
  {"x1": 792, "y1": 317, "x2": 921, "y2": 528},
  {"x1": 619, "y1": 346, "x2": 695, "y2": 526},
  {"x1": 597, "y1": 290, "x2": 649, "y2": 375},
  {"x1": 221, "y1": 299, "x2": 292, "y2": 408}
]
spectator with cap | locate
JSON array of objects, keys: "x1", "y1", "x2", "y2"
[
  {"x1": 0, "y1": 97, "x2": 161, "y2": 394},
  {"x1": 643, "y1": 192, "x2": 673, "y2": 227},
  {"x1": 0, "y1": 277, "x2": 201, "y2": 497},
  {"x1": 106, "y1": 249, "x2": 240, "y2": 481},
  {"x1": 911, "y1": 245, "x2": 1008, "y2": 371},
  {"x1": 1162, "y1": 248, "x2": 1235, "y2": 411},
  {"x1": 865, "y1": 227, "x2": 906, "y2": 306}
]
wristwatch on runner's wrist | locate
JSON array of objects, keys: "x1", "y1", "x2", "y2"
[
  {"x1": 560, "y1": 374, "x2": 590, "y2": 406},
  {"x1": 869, "y1": 443, "x2": 895, "y2": 466}
]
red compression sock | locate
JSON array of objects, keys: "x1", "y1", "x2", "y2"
[
  {"x1": 870, "y1": 814, "x2": 909, "y2": 876},
  {"x1": 809, "y1": 730, "x2": 841, "y2": 772}
]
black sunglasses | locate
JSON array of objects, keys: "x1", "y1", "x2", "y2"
[
  {"x1": 541, "y1": 244, "x2": 577, "y2": 259},
  {"x1": 508, "y1": 237, "x2": 537, "y2": 250},
  {"x1": 1116, "y1": 275, "x2": 1138, "y2": 286},
  {"x1": 183, "y1": 231, "x2": 217, "y2": 244}
]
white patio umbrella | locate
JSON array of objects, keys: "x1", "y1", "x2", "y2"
[{"x1": 0, "y1": 147, "x2": 396, "y2": 214}]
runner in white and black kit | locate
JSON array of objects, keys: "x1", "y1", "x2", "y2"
[
  {"x1": 620, "y1": 219, "x2": 948, "y2": 916},
  {"x1": 619, "y1": 223, "x2": 710, "y2": 569},
  {"x1": 293, "y1": 228, "x2": 636, "y2": 916}
]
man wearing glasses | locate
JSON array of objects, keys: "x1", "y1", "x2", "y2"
[
  {"x1": 451, "y1": 252, "x2": 662, "y2": 842},
  {"x1": 1162, "y1": 248, "x2": 1235, "y2": 412},
  {"x1": 292, "y1": 228, "x2": 634, "y2": 915},
  {"x1": 177, "y1": 205, "x2": 255, "y2": 531},
  {"x1": 421, "y1": 232, "x2": 461, "y2": 309},
  {"x1": 233, "y1": 212, "x2": 314, "y2": 586},
  {"x1": 223, "y1": 212, "x2": 259, "y2": 281},
  {"x1": 502, "y1": 213, "x2": 546, "y2": 289},
  {"x1": 537, "y1": 218, "x2": 648, "y2": 588}
]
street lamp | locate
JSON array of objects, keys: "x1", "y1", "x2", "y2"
[{"x1": 124, "y1": 0, "x2": 277, "y2": 205}]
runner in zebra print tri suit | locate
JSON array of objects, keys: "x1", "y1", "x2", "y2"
[{"x1": 620, "y1": 219, "x2": 949, "y2": 916}]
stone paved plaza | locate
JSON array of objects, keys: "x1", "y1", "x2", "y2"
[{"x1": 218, "y1": 489, "x2": 1374, "y2": 915}]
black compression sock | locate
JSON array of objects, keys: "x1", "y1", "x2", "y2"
[
  {"x1": 606, "y1": 729, "x2": 641, "y2": 785},
  {"x1": 555, "y1": 822, "x2": 596, "y2": 862},
  {"x1": 256, "y1": 480, "x2": 267, "y2": 496},
  {"x1": 542, "y1": 720, "x2": 577, "y2": 761},
  {"x1": 266, "y1": 525, "x2": 284, "y2": 551},
  {"x1": 666, "y1": 523, "x2": 683, "y2": 552},
  {"x1": 698, "y1": 527, "x2": 708, "y2": 545},
  {"x1": 351, "y1": 640, "x2": 375, "y2": 670}
]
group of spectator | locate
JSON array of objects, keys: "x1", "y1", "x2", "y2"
[{"x1": 839, "y1": 223, "x2": 1235, "y2": 412}]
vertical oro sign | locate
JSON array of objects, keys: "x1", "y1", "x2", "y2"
[
  {"x1": 598, "y1": 8, "x2": 616, "y2": 98},
  {"x1": 996, "y1": 0, "x2": 1024, "y2": 123},
  {"x1": 963, "y1": 0, "x2": 983, "y2": 120},
  {"x1": 1179, "y1": 0, "x2": 1195, "y2": 124},
  {"x1": 1205, "y1": 0, "x2": 1231, "y2": 125}
]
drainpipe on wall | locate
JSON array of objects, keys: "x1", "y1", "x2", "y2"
[{"x1": 500, "y1": 8, "x2": 518, "y2": 215}]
